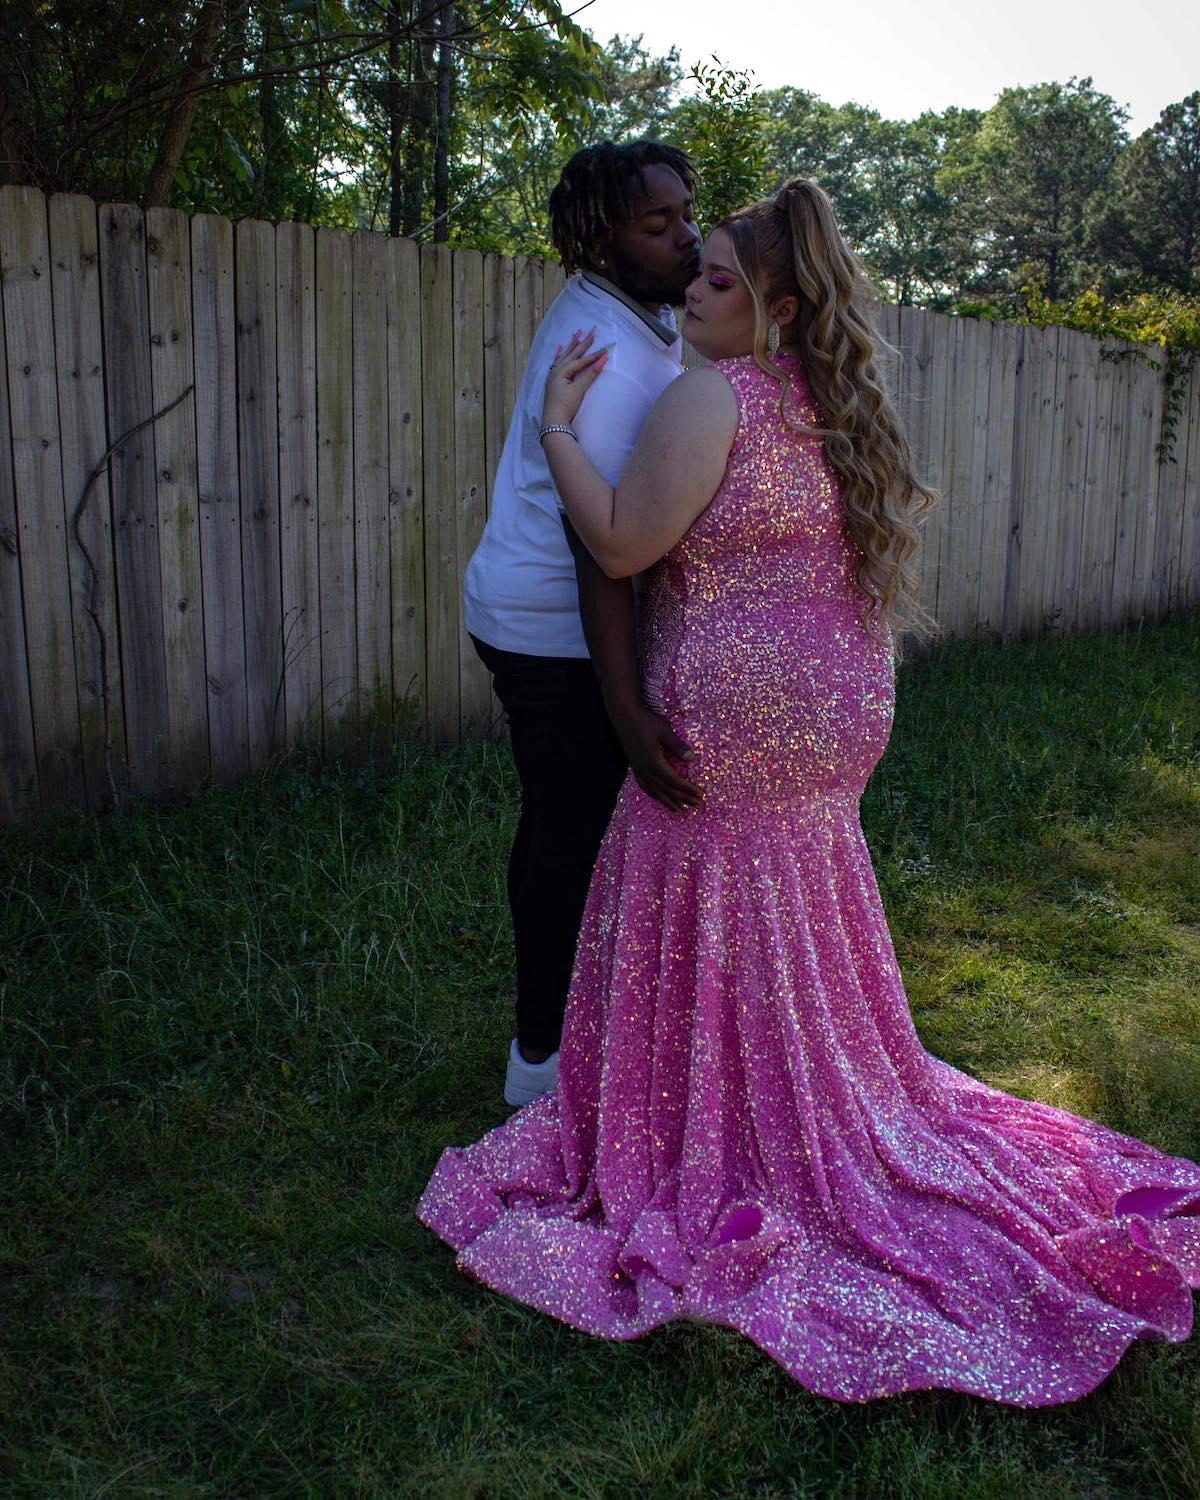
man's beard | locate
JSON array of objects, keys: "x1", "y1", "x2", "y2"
[{"x1": 608, "y1": 244, "x2": 694, "y2": 307}]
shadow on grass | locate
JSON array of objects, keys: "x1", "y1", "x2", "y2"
[{"x1": 1, "y1": 616, "x2": 1198, "y2": 1496}]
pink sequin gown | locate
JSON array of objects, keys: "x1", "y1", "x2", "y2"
[{"x1": 418, "y1": 352, "x2": 1200, "y2": 1404}]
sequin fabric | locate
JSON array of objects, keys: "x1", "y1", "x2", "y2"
[{"x1": 418, "y1": 352, "x2": 1200, "y2": 1404}]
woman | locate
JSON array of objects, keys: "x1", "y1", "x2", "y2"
[{"x1": 418, "y1": 180, "x2": 1200, "y2": 1405}]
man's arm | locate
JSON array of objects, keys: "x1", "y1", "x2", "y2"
[{"x1": 564, "y1": 516, "x2": 701, "y2": 813}]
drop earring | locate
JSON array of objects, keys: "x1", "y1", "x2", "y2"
[{"x1": 767, "y1": 320, "x2": 781, "y2": 356}]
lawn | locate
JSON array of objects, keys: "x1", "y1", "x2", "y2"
[{"x1": 2, "y1": 617, "x2": 1199, "y2": 1498}]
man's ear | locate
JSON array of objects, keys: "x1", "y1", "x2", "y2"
[{"x1": 586, "y1": 237, "x2": 613, "y2": 273}]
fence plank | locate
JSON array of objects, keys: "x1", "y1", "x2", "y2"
[
  {"x1": 921, "y1": 310, "x2": 952, "y2": 626},
  {"x1": 276, "y1": 221, "x2": 321, "y2": 750},
  {"x1": 1109, "y1": 342, "x2": 1147, "y2": 625},
  {"x1": 483, "y1": 252, "x2": 515, "y2": 518},
  {"x1": 146, "y1": 207, "x2": 207, "y2": 791},
  {"x1": 453, "y1": 249, "x2": 491, "y2": 740},
  {"x1": 352, "y1": 230, "x2": 392, "y2": 751},
  {"x1": 1001, "y1": 326, "x2": 1033, "y2": 637},
  {"x1": 960, "y1": 316, "x2": 991, "y2": 635},
  {"x1": 977, "y1": 322, "x2": 1017, "y2": 635},
  {"x1": 1173, "y1": 360, "x2": 1200, "y2": 611},
  {"x1": 1075, "y1": 343, "x2": 1119, "y2": 633},
  {"x1": 234, "y1": 218, "x2": 282, "y2": 765},
  {"x1": 191, "y1": 213, "x2": 247, "y2": 781},
  {"x1": 386, "y1": 234, "x2": 425, "y2": 735},
  {"x1": 100, "y1": 201, "x2": 170, "y2": 796},
  {"x1": 1151, "y1": 357, "x2": 1189, "y2": 618},
  {"x1": 481, "y1": 251, "x2": 515, "y2": 738},
  {"x1": 1129, "y1": 346, "x2": 1165, "y2": 621},
  {"x1": 543, "y1": 260, "x2": 566, "y2": 308},
  {"x1": 1056, "y1": 331, "x2": 1095, "y2": 633},
  {"x1": 1052, "y1": 330, "x2": 1087, "y2": 633},
  {"x1": 1039, "y1": 333, "x2": 1072, "y2": 630},
  {"x1": 49, "y1": 192, "x2": 126, "y2": 808},
  {"x1": 315, "y1": 228, "x2": 356, "y2": 754},
  {"x1": 0, "y1": 186, "x2": 85, "y2": 808},
  {"x1": 0, "y1": 211, "x2": 37, "y2": 819},
  {"x1": 513, "y1": 256, "x2": 543, "y2": 377},
  {"x1": 1013, "y1": 327, "x2": 1057, "y2": 634},
  {"x1": 421, "y1": 244, "x2": 458, "y2": 743},
  {"x1": 935, "y1": 316, "x2": 974, "y2": 634}
]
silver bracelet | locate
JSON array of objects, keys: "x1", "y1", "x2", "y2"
[{"x1": 539, "y1": 423, "x2": 577, "y2": 443}]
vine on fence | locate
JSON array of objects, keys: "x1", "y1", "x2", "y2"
[{"x1": 1018, "y1": 285, "x2": 1200, "y2": 464}]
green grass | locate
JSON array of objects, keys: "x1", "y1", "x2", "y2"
[{"x1": 2, "y1": 616, "x2": 1199, "y2": 1498}]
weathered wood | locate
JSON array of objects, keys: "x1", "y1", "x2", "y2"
[
  {"x1": 100, "y1": 201, "x2": 169, "y2": 795},
  {"x1": 1150, "y1": 356, "x2": 1189, "y2": 617},
  {"x1": 1076, "y1": 343, "x2": 1119, "y2": 633},
  {"x1": 0, "y1": 186, "x2": 85, "y2": 808},
  {"x1": 920, "y1": 310, "x2": 952, "y2": 627},
  {"x1": 483, "y1": 251, "x2": 516, "y2": 515},
  {"x1": 234, "y1": 217, "x2": 282, "y2": 765},
  {"x1": 0, "y1": 206, "x2": 37, "y2": 819},
  {"x1": 1108, "y1": 342, "x2": 1145, "y2": 626},
  {"x1": 1014, "y1": 326, "x2": 1059, "y2": 634},
  {"x1": 146, "y1": 206, "x2": 207, "y2": 790},
  {"x1": 48, "y1": 192, "x2": 126, "y2": 808},
  {"x1": 1097, "y1": 348, "x2": 1132, "y2": 628},
  {"x1": 191, "y1": 212, "x2": 248, "y2": 782},
  {"x1": 1171, "y1": 357, "x2": 1200, "y2": 612},
  {"x1": 543, "y1": 260, "x2": 566, "y2": 308},
  {"x1": 453, "y1": 248, "x2": 492, "y2": 740},
  {"x1": 352, "y1": 229, "x2": 392, "y2": 750},
  {"x1": 421, "y1": 244, "x2": 458, "y2": 744},
  {"x1": 481, "y1": 250, "x2": 515, "y2": 739},
  {"x1": 386, "y1": 234, "x2": 425, "y2": 736},
  {"x1": 1001, "y1": 325, "x2": 1033, "y2": 638},
  {"x1": 1129, "y1": 345, "x2": 1165, "y2": 621},
  {"x1": 1051, "y1": 330, "x2": 1093, "y2": 633},
  {"x1": 513, "y1": 255, "x2": 543, "y2": 377},
  {"x1": 977, "y1": 322, "x2": 1018, "y2": 635},
  {"x1": 935, "y1": 315, "x2": 976, "y2": 635},
  {"x1": 315, "y1": 228, "x2": 356, "y2": 754},
  {"x1": 275, "y1": 221, "x2": 321, "y2": 749},
  {"x1": 941, "y1": 317, "x2": 984, "y2": 635},
  {"x1": 1038, "y1": 333, "x2": 1072, "y2": 630},
  {"x1": 7, "y1": 201, "x2": 1200, "y2": 820}
]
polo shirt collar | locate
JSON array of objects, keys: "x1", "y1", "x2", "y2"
[{"x1": 580, "y1": 270, "x2": 679, "y2": 346}]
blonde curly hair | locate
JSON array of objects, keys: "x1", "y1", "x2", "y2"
[{"x1": 719, "y1": 179, "x2": 936, "y2": 647}]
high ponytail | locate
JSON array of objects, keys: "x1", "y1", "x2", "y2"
[{"x1": 719, "y1": 179, "x2": 936, "y2": 650}]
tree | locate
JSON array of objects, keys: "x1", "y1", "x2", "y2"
[
  {"x1": 950, "y1": 77, "x2": 1127, "y2": 302},
  {"x1": 671, "y1": 59, "x2": 766, "y2": 227},
  {"x1": 1093, "y1": 92, "x2": 1200, "y2": 293}
]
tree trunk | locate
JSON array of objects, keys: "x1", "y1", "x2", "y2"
[
  {"x1": 432, "y1": 0, "x2": 455, "y2": 242},
  {"x1": 388, "y1": 0, "x2": 405, "y2": 236},
  {"x1": 144, "y1": 0, "x2": 227, "y2": 209},
  {"x1": 401, "y1": 0, "x2": 439, "y2": 236},
  {"x1": 0, "y1": 83, "x2": 29, "y2": 186},
  {"x1": 256, "y1": 1, "x2": 285, "y2": 218}
]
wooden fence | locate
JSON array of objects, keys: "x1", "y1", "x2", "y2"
[{"x1": 1, "y1": 185, "x2": 1198, "y2": 821}]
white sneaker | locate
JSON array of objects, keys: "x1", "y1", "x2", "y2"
[{"x1": 503, "y1": 1038, "x2": 559, "y2": 1106}]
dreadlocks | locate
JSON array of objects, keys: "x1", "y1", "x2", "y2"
[{"x1": 549, "y1": 140, "x2": 698, "y2": 275}]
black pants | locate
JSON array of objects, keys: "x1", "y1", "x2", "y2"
[{"x1": 472, "y1": 635, "x2": 628, "y2": 1053}]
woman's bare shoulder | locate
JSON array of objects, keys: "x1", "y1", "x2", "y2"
[{"x1": 649, "y1": 363, "x2": 739, "y2": 432}]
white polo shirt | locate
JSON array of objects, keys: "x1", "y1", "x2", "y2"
[{"x1": 463, "y1": 273, "x2": 684, "y2": 658}]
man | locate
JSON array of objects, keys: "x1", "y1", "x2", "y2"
[{"x1": 464, "y1": 139, "x2": 703, "y2": 1106}]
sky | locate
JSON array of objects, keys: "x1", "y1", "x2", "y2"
[{"x1": 569, "y1": 0, "x2": 1198, "y2": 137}]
